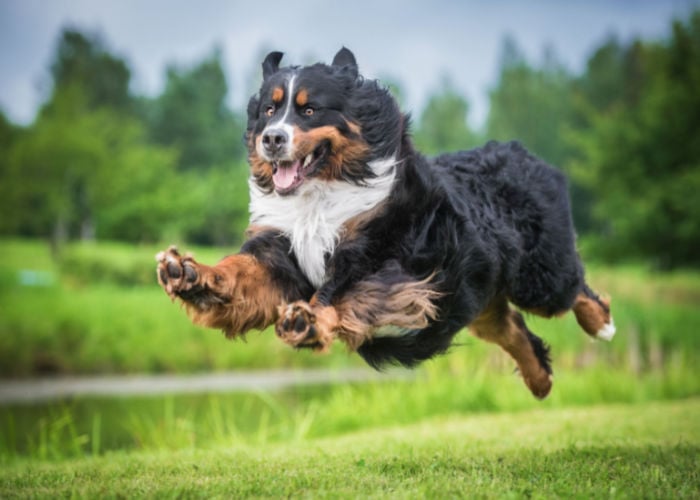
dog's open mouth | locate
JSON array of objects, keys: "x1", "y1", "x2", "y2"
[{"x1": 272, "y1": 143, "x2": 327, "y2": 195}]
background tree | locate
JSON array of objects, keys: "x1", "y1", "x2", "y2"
[
  {"x1": 0, "y1": 111, "x2": 29, "y2": 236},
  {"x1": 569, "y1": 11, "x2": 700, "y2": 268},
  {"x1": 486, "y1": 37, "x2": 596, "y2": 231},
  {"x1": 0, "y1": 29, "x2": 180, "y2": 245},
  {"x1": 142, "y1": 49, "x2": 249, "y2": 244},
  {"x1": 574, "y1": 36, "x2": 627, "y2": 112},
  {"x1": 1, "y1": 11, "x2": 699, "y2": 266},
  {"x1": 413, "y1": 75, "x2": 478, "y2": 155},
  {"x1": 4, "y1": 83, "x2": 178, "y2": 245},
  {"x1": 145, "y1": 49, "x2": 245, "y2": 171},
  {"x1": 487, "y1": 38, "x2": 574, "y2": 166},
  {"x1": 45, "y1": 29, "x2": 132, "y2": 114}
]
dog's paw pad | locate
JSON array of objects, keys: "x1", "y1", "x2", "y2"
[
  {"x1": 276, "y1": 302, "x2": 322, "y2": 349},
  {"x1": 156, "y1": 246, "x2": 199, "y2": 297}
]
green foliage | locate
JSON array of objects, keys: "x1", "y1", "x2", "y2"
[
  {"x1": 0, "y1": 28, "x2": 250, "y2": 247},
  {"x1": 0, "y1": 112, "x2": 23, "y2": 236},
  {"x1": 574, "y1": 36, "x2": 643, "y2": 112},
  {"x1": 413, "y1": 76, "x2": 478, "y2": 154},
  {"x1": 483, "y1": 12, "x2": 700, "y2": 267},
  {"x1": 487, "y1": 38, "x2": 574, "y2": 167},
  {"x1": 1, "y1": 239, "x2": 699, "y2": 498},
  {"x1": 47, "y1": 29, "x2": 132, "y2": 113},
  {"x1": 1, "y1": 86, "x2": 179, "y2": 243},
  {"x1": 57, "y1": 242, "x2": 159, "y2": 287},
  {"x1": 485, "y1": 37, "x2": 599, "y2": 231},
  {"x1": 145, "y1": 48, "x2": 245, "y2": 171},
  {"x1": 2, "y1": 239, "x2": 700, "y2": 382},
  {"x1": 0, "y1": 239, "x2": 363, "y2": 377},
  {"x1": 570, "y1": 11, "x2": 700, "y2": 268},
  {"x1": 0, "y1": 400, "x2": 698, "y2": 497},
  {"x1": 173, "y1": 163, "x2": 251, "y2": 245},
  {"x1": 3, "y1": 11, "x2": 700, "y2": 260}
]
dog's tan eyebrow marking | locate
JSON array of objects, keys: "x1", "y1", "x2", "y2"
[
  {"x1": 295, "y1": 88, "x2": 308, "y2": 107},
  {"x1": 272, "y1": 86, "x2": 284, "y2": 103}
]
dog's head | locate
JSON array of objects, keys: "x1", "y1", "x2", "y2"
[{"x1": 246, "y1": 48, "x2": 403, "y2": 195}]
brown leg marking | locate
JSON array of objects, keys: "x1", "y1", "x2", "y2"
[
  {"x1": 274, "y1": 275, "x2": 440, "y2": 352},
  {"x1": 469, "y1": 297, "x2": 553, "y2": 399},
  {"x1": 572, "y1": 290, "x2": 613, "y2": 339},
  {"x1": 156, "y1": 246, "x2": 284, "y2": 338},
  {"x1": 330, "y1": 276, "x2": 439, "y2": 350}
]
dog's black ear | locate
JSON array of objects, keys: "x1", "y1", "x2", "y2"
[
  {"x1": 332, "y1": 47, "x2": 358, "y2": 78},
  {"x1": 262, "y1": 51, "x2": 284, "y2": 79}
]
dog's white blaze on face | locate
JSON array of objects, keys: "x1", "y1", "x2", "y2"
[
  {"x1": 249, "y1": 155, "x2": 398, "y2": 288},
  {"x1": 256, "y1": 74, "x2": 297, "y2": 162}
]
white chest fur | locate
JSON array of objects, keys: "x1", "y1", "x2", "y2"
[{"x1": 248, "y1": 157, "x2": 397, "y2": 288}]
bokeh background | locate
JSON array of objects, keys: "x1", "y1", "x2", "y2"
[
  {"x1": 0, "y1": 0, "x2": 699, "y2": 481},
  {"x1": 1, "y1": 0, "x2": 698, "y2": 263}
]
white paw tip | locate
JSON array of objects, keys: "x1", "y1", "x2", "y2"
[{"x1": 596, "y1": 319, "x2": 616, "y2": 341}]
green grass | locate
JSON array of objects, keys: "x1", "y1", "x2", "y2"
[
  {"x1": 2, "y1": 238, "x2": 700, "y2": 376},
  {"x1": 0, "y1": 239, "x2": 363, "y2": 375},
  {"x1": 1, "y1": 399, "x2": 698, "y2": 498},
  {"x1": 2, "y1": 238, "x2": 699, "y2": 496},
  {"x1": 2, "y1": 365, "x2": 698, "y2": 463}
]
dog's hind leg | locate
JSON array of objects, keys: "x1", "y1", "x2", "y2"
[
  {"x1": 469, "y1": 296, "x2": 553, "y2": 399},
  {"x1": 572, "y1": 284, "x2": 616, "y2": 341}
]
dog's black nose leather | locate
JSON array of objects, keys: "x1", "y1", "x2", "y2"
[{"x1": 262, "y1": 128, "x2": 288, "y2": 156}]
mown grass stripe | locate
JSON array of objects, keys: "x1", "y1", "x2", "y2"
[{"x1": 1, "y1": 399, "x2": 698, "y2": 498}]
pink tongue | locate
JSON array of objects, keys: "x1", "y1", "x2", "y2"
[{"x1": 273, "y1": 161, "x2": 301, "y2": 189}]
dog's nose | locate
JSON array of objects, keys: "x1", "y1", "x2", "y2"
[{"x1": 261, "y1": 128, "x2": 288, "y2": 156}]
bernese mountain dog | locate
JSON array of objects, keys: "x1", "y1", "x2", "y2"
[{"x1": 157, "y1": 48, "x2": 615, "y2": 399}]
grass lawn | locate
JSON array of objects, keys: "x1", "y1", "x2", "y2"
[
  {"x1": 1, "y1": 398, "x2": 698, "y2": 498},
  {"x1": 1, "y1": 238, "x2": 699, "y2": 497},
  {"x1": 2, "y1": 238, "x2": 700, "y2": 377}
]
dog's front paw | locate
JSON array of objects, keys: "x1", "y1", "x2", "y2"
[
  {"x1": 156, "y1": 246, "x2": 199, "y2": 299},
  {"x1": 276, "y1": 301, "x2": 332, "y2": 351},
  {"x1": 156, "y1": 246, "x2": 228, "y2": 307}
]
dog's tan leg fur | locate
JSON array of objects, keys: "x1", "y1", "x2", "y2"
[
  {"x1": 572, "y1": 292, "x2": 614, "y2": 340},
  {"x1": 469, "y1": 297, "x2": 552, "y2": 399},
  {"x1": 275, "y1": 276, "x2": 440, "y2": 352},
  {"x1": 157, "y1": 247, "x2": 285, "y2": 338}
]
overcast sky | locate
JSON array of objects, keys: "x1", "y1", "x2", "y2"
[{"x1": 0, "y1": 0, "x2": 695, "y2": 128}]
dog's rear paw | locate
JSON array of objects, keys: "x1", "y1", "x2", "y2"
[
  {"x1": 523, "y1": 372, "x2": 553, "y2": 400},
  {"x1": 275, "y1": 301, "x2": 330, "y2": 351}
]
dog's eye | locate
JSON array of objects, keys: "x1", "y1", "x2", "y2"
[
  {"x1": 265, "y1": 106, "x2": 275, "y2": 117},
  {"x1": 303, "y1": 106, "x2": 314, "y2": 116}
]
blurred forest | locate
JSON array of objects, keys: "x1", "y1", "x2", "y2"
[{"x1": 1, "y1": 10, "x2": 698, "y2": 268}]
